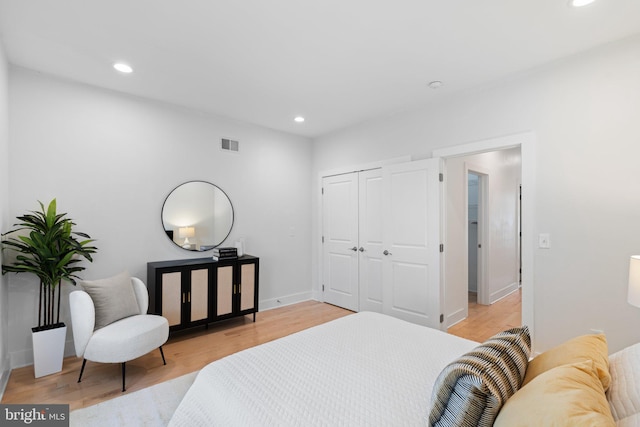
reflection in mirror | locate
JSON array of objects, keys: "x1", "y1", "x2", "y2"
[{"x1": 161, "y1": 181, "x2": 234, "y2": 251}]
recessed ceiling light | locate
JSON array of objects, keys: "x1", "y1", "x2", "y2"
[
  {"x1": 569, "y1": 0, "x2": 596, "y2": 7},
  {"x1": 113, "y1": 63, "x2": 133, "y2": 73},
  {"x1": 294, "y1": 116, "x2": 305, "y2": 123},
  {"x1": 428, "y1": 81, "x2": 443, "y2": 89}
]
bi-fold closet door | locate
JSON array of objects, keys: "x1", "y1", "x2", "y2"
[
  {"x1": 322, "y1": 168, "x2": 383, "y2": 312},
  {"x1": 321, "y1": 159, "x2": 442, "y2": 328}
]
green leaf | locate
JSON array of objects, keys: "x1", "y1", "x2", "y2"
[{"x1": 45, "y1": 199, "x2": 57, "y2": 228}]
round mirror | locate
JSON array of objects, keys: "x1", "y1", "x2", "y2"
[{"x1": 161, "y1": 181, "x2": 234, "y2": 251}]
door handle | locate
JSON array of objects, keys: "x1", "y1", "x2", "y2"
[
  {"x1": 359, "y1": 247, "x2": 364, "y2": 252},
  {"x1": 350, "y1": 246, "x2": 358, "y2": 251},
  {"x1": 383, "y1": 250, "x2": 392, "y2": 256}
]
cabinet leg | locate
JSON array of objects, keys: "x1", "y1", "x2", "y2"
[{"x1": 253, "y1": 312, "x2": 256, "y2": 322}]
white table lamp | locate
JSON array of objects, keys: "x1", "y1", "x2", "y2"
[
  {"x1": 178, "y1": 227, "x2": 195, "y2": 248},
  {"x1": 628, "y1": 256, "x2": 640, "y2": 308}
]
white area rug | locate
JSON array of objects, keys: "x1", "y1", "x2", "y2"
[{"x1": 70, "y1": 371, "x2": 197, "y2": 427}]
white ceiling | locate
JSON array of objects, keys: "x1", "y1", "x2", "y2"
[{"x1": 1, "y1": 0, "x2": 639, "y2": 138}]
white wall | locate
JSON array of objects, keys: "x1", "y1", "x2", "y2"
[
  {"x1": 7, "y1": 68, "x2": 313, "y2": 368},
  {"x1": 445, "y1": 148, "x2": 521, "y2": 327},
  {"x1": 0, "y1": 38, "x2": 10, "y2": 395},
  {"x1": 313, "y1": 34, "x2": 640, "y2": 354}
]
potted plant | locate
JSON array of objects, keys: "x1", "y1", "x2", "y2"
[{"x1": 1, "y1": 199, "x2": 97, "y2": 377}]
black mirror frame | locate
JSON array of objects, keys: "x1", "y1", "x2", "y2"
[{"x1": 161, "y1": 180, "x2": 235, "y2": 251}]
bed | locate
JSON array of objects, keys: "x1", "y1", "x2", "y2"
[{"x1": 168, "y1": 311, "x2": 640, "y2": 426}]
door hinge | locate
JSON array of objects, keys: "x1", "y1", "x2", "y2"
[
  {"x1": 439, "y1": 243, "x2": 444, "y2": 253},
  {"x1": 322, "y1": 236, "x2": 325, "y2": 243},
  {"x1": 321, "y1": 187, "x2": 324, "y2": 195},
  {"x1": 440, "y1": 314, "x2": 444, "y2": 323},
  {"x1": 322, "y1": 284, "x2": 325, "y2": 292},
  {"x1": 439, "y1": 173, "x2": 444, "y2": 182}
]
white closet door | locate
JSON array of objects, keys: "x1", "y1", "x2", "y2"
[
  {"x1": 358, "y1": 168, "x2": 384, "y2": 313},
  {"x1": 322, "y1": 173, "x2": 359, "y2": 311},
  {"x1": 382, "y1": 159, "x2": 441, "y2": 328}
]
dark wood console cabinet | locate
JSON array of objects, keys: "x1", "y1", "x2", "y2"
[{"x1": 147, "y1": 255, "x2": 259, "y2": 332}]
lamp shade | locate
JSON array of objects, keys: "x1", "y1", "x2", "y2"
[
  {"x1": 178, "y1": 227, "x2": 195, "y2": 239},
  {"x1": 628, "y1": 256, "x2": 640, "y2": 308}
]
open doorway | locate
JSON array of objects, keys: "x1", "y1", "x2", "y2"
[{"x1": 440, "y1": 145, "x2": 522, "y2": 341}]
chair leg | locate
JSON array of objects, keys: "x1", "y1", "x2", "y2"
[
  {"x1": 122, "y1": 362, "x2": 126, "y2": 392},
  {"x1": 77, "y1": 359, "x2": 87, "y2": 383},
  {"x1": 159, "y1": 346, "x2": 167, "y2": 365}
]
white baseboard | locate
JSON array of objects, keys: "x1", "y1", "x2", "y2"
[
  {"x1": 446, "y1": 307, "x2": 467, "y2": 329},
  {"x1": 490, "y1": 282, "x2": 520, "y2": 304},
  {"x1": 9, "y1": 348, "x2": 32, "y2": 370},
  {"x1": 0, "y1": 355, "x2": 10, "y2": 400},
  {"x1": 259, "y1": 291, "x2": 314, "y2": 311}
]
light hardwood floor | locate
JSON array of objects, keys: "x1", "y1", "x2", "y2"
[
  {"x1": 447, "y1": 289, "x2": 522, "y2": 342},
  {"x1": 2, "y1": 293, "x2": 521, "y2": 411}
]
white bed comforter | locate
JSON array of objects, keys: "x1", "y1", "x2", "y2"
[{"x1": 169, "y1": 311, "x2": 478, "y2": 426}]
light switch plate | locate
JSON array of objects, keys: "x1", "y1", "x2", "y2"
[{"x1": 538, "y1": 233, "x2": 551, "y2": 248}]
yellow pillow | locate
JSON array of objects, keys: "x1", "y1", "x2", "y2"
[
  {"x1": 522, "y1": 334, "x2": 610, "y2": 390},
  {"x1": 494, "y1": 360, "x2": 616, "y2": 427}
]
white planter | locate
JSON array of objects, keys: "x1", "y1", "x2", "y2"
[{"x1": 31, "y1": 323, "x2": 67, "y2": 378}]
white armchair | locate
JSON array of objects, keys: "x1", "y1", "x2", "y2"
[{"x1": 69, "y1": 276, "x2": 169, "y2": 392}]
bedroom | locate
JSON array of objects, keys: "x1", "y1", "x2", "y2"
[{"x1": 1, "y1": 0, "x2": 640, "y2": 424}]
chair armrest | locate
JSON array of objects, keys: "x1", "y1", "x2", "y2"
[
  {"x1": 69, "y1": 290, "x2": 95, "y2": 357},
  {"x1": 131, "y1": 277, "x2": 149, "y2": 314}
]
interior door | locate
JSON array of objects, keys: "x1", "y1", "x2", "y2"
[
  {"x1": 358, "y1": 168, "x2": 384, "y2": 312},
  {"x1": 382, "y1": 158, "x2": 441, "y2": 328},
  {"x1": 322, "y1": 173, "x2": 359, "y2": 311}
]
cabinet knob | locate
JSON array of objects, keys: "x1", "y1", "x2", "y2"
[
  {"x1": 383, "y1": 250, "x2": 392, "y2": 256},
  {"x1": 359, "y1": 247, "x2": 365, "y2": 252},
  {"x1": 350, "y1": 246, "x2": 358, "y2": 252}
]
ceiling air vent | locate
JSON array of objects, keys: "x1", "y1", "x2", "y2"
[{"x1": 221, "y1": 138, "x2": 239, "y2": 152}]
